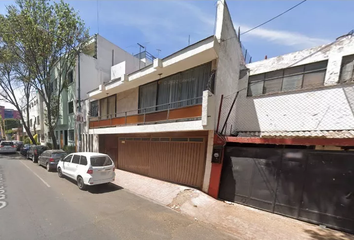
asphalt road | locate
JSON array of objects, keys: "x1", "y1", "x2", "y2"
[{"x1": 0, "y1": 153, "x2": 235, "y2": 240}]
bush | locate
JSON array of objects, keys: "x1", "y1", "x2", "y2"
[
  {"x1": 63, "y1": 145, "x2": 76, "y2": 154},
  {"x1": 23, "y1": 137, "x2": 31, "y2": 144}
]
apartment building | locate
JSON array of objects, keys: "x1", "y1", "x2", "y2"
[
  {"x1": 217, "y1": 33, "x2": 354, "y2": 233},
  {"x1": 83, "y1": 0, "x2": 245, "y2": 193},
  {"x1": 52, "y1": 34, "x2": 144, "y2": 149},
  {"x1": 22, "y1": 94, "x2": 46, "y2": 144}
]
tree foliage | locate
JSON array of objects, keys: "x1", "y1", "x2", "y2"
[{"x1": 0, "y1": 0, "x2": 89, "y2": 149}]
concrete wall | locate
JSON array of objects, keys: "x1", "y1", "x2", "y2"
[
  {"x1": 97, "y1": 35, "x2": 141, "y2": 81},
  {"x1": 214, "y1": 0, "x2": 245, "y2": 135},
  {"x1": 234, "y1": 35, "x2": 354, "y2": 134},
  {"x1": 116, "y1": 88, "x2": 139, "y2": 117}
]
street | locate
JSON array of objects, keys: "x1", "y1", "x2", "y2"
[{"x1": 0, "y1": 154, "x2": 235, "y2": 240}]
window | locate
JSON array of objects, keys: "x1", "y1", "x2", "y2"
[
  {"x1": 340, "y1": 55, "x2": 354, "y2": 83},
  {"x1": 62, "y1": 155, "x2": 72, "y2": 162},
  {"x1": 79, "y1": 156, "x2": 87, "y2": 165},
  {"x1": 68, "y1": 70, "x2": 74, "y2": 84},
  {"x1": 52, "y1": 152, "x2": 67, "y2": 158},
  {"x1": 72, "y1": 155, "x2": 80, "y2": 164},
  {"x1": 99, "y1": 95, "x2": 116, "y2": 119},
  {"x1": 37, "y1": 116, "x2": 40, "y2": 125},
  {"x1": 247, "y1": 61, "x2": 327, "y2": 96},
  {"x1": 138, "y1": 62, "x2": 212, "y2": 112},
  {"x1": 90, "y1": 101, "x2": 99, "y2": 117},
  {"x1": 54, "y1": 78, "x2": 57, "y2": 92},
  {"x1": 90, "y1": 156, "x2": 113, "y2": 166},
  {"x1": 69, "y1": 130, "x2": 74, "y2": 141},
  {"x1": 68, "y1": 101, "x2": 74, "y2": 114}
]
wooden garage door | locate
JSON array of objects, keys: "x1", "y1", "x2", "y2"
[{"x1": 117, "y1": 133, "x2": 207, "y2": 189}]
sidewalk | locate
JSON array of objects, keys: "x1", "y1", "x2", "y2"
[{"x1": 113, "y1": 169, "x2": 354, "y2": 240}]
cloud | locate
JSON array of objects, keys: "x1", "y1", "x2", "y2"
[{"x1": 237, "y1": 24, "x2": 331, "y2": 49}]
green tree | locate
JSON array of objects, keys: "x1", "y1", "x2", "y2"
[
  {"x1": 0, "y1": 0, "x2": 89, "y2": 149},
  {"x1": 0, "y1": 42, "x2": 36, "y2": 144}
]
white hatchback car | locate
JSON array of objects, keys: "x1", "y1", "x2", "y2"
[{"x1": 57, "y1": 152, "x2": 116, "y2": 190}]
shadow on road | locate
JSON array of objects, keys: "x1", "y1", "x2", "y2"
[
  {"x1": 88, "y1": 183, "x2": 124, "y2": 194},
  {"x1": 304, "y1": 228, "x2": 354, "y2": 240},
  {"x1": 62, "y1": 176, "x2": 123, "y2": 194}
]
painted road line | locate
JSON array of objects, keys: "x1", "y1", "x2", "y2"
[
  {"x1": 21, "y1": 161, "x2": 51, "y2": 188},
  {"x1": 0, "y1": 166, "x2": 7, "y2": 209}
]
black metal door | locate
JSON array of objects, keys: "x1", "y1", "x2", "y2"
[{"x1": 218, "y1": 146, "x2": 354, "y2": 233}]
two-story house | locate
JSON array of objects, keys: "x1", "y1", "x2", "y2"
[
  {"x1": 216, "y1": 33, "x2": 354, "y2": 233},
  {"x1": 83, "y1": 0, "x2": 245, "y2": 194}
]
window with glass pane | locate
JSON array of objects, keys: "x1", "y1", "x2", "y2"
[
  {"x1": 107, "y1": 95, "x2": 116, "y2": 118},
  {"x1": 72, "y1": 155, "x2": 80, "y2": 164},
  {"x1": 303, "y1": 71, "x2": 325, "y2": 88},
  {"x1": 68, "y1": 101, "x2": 74, "y2": 114},
  {"x1": 248, "y1": 74, "x2": 264, "y2": 96},
  {"x1": 139, "y1": 82, "x2": 157, "y2": 113},
  {"x1": 340, "y1": 55, "x2": 354, "y2": 83},
  {"x1": 282, "y1": 67, "x2": 303, "y2": 91},
  {"x1": 100, "y1": 98, "x2": 107, "y2": 119},
  {"x1": 263, "y1": 70, "x2": 283, "y2": 94},
  {"x1": 69, "y1": 130, "x2": 74, "y2": 141},
  {"x1": 90, "y1": 101, "x2": 99, "y2": 117}
]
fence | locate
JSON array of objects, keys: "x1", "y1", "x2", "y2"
[
  {"x1": 217, "y1": 82, "x2": 354, "y2": 138},
  {"x1": 241, "y1": 43, "x2": 252, "y2": 64}
]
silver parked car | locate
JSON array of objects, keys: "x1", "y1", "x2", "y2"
[
  {"x1": 38, "y1": 150, "x2": 67, "y2": 172},
  {"x1": 0, "y1": 141, "x2": 17, "y2": 154}
]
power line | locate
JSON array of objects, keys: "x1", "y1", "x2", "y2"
[{"x1": 241, "y1": 0, "x2": 307, "y2": 36}]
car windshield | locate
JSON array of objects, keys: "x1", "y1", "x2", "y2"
[
  {"x1": 90, "y1": 156, "x2": 113, "y2": 166},
  {"x1": 1, "y1": 142, "x2": 13, "y2": 146},
  {"x1": 52, "y1": 152, "x2": 67, "y2": 158}
]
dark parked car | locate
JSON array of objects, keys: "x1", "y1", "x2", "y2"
[
  {"x1": 27, "y1": 145, "x2": 49, "y2": 163},
  {"x1": 20, "y1": 144, "x2": 31, "y2": 156},
  {"x1": 14, "y1": 141, "x2": 24, "y2": 151},
  {"x1": 38, "y1": 150, "x2": 67, "y2": 172}
]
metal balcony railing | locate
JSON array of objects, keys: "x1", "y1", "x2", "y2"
[{"x1": 89, "y1": 97, "x2": 203, "y2": 129}]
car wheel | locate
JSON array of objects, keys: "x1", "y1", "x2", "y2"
[
  {"x1": 77, "y1": 176, "x2": 86, "y2": 190},
  {"x1": 57, "y1": 167, "x2": 63, "y2": 178},
  {"x1": 37, "y1": 160, "x2": 41, "y2": 166},
  {"x1": 46, "y1": 163, "x2": 51, "y2": 172}
]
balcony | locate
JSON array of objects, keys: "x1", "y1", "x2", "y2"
[{"x1": 89, "y1": 97, "x2": 203, "y2": 129}]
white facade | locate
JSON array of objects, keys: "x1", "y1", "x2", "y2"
[
  {"x1": 84, "y1": 0, "x2": 245, "y2": 192},
  {"x1": 55, "y1": 34, "x2": 144, "y2": 149},
  {"x1": 22, "y1": 94, "x2": 46, "y2": 144},
  {"x1": 234, "y1": 34, "x2": 354, "y2": 138}
]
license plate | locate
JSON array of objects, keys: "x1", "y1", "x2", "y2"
[{"x1": 100, "y1": 172, "x2": 107, "y2": 176}]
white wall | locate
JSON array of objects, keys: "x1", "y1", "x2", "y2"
[
  {"x1": 214, "y1": 0, "x2": 245, "y2": 135},
  {"x1": 235, "y1": 35, "x2": 354, "y2": 134},
  {"x1": 97, "y1": 35, "x2": 141, "y2": 81}
]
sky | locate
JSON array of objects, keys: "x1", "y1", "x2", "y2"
[{"x1": 1, "y1": 0, "x2": 353, "y2": 109}]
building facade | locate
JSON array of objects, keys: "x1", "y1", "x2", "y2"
[
  {"x1": 83, "y1": 0, "x2": 244, "y2": 193},
  {"x1": 216, "y1": 33, "x2": 354, "y2": 233},
  {"x1": 52, "y1": 34, "x2": 145, "y2": 149},
  {"x1": 22, "y1": 94, "x2": 46, "y2": 144}
]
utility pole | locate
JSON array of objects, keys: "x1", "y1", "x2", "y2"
[
  {"x1": 137, "y1": 43, "x2": 145, "y2": 70},
  {"x1": 156, "y1": 49, "x2": 161, "y2": 58},
  {"x1": 77, "y1": 51, "x2": 82, "y2": 152}
]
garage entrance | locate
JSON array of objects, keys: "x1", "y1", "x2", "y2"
[
  {"x1": 117, "y1": 132, "x2": 208, "y2": 189},
  {"x1": 218, "y1": 146, "x2": 354, "y2": 233}
]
